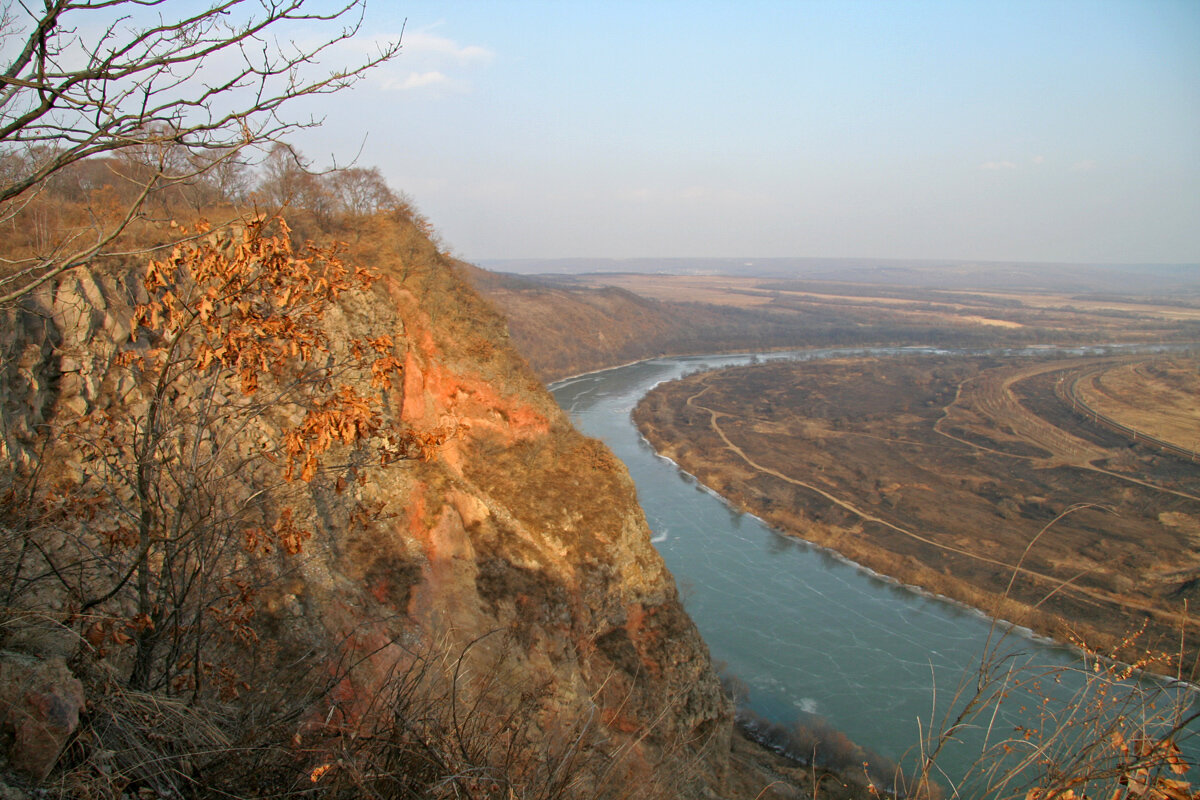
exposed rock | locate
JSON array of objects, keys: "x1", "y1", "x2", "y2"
[
  {"x1": 0, "y1": 654, "x2": 85, "y2": 782},
  {"x1": 0, "y1": 215, "x2": 736, "y2": 796}
]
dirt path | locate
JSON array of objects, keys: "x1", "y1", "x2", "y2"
[
  {"x1": 933, "y1": 358, "x2": 1113, "y2": 467},
  {"x1": 934, "y1": 357, "x2": 1200, "y2": 503}
]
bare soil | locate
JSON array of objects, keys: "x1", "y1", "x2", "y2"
[{"x1": 633, "y1": 354, "x2": 1200, "y2": 675}]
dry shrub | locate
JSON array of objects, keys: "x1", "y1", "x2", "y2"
[
  {"x1": 735, "y1": 705, "x2": 906, "y2": 794},
  {"x1": 719, "y1": 672, "x2": 904, "y2": 796},
  {"x1": 53, "y1": 679, "x2": 233, "y2": 798},
  {"x1": 900, "y1": 622, "x2": 1199, "y2": 800},
  {"x1": 30, "y1": 628, "x2": 684, "y2": 799},
  {"x1": 894, "y1": 509, "x2": 1200, "y2": 800},
  {"x1": 250, "y1": 630, "x2": 703, "y2": 800}
]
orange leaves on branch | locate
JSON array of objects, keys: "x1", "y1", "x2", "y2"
[
  {"x1": 348, "y1": 499, "x2": 392, "y2": 531},
  {"x1": 370, "y1": 354, "x2": 404, "y2": 390},
  {"x1": 36, "y1": 215, "x2": 445, "y2": 699},
  {"x1": 1021, "y1": 733, "x2": 1199, "y2": 800},
  {"x1": 370, "y1": 419, "x2": 458, "y2": 466},
  {"x1": 370, "y1": 336, "x2": 394, "y2": 353},
  {"x1": 82, "y1": 614, "x2": 154, "y2": 658},
  {"x1": 406, "y1": 426, "x2": 455, "y2": 462},
  {"x1": 283, "y1": 385, "x2": 381, "y2": 482},
  {"x1": 273, "y1": 508, "x2": 311, "y2": 555},
  {"x1": 309, "y1": 763, "x2": 335, "y2": 783},
  {"x1": 242, "y1": 508, "x2": 311, "y2": 555},
  {"x1": 122, "y1": 214, "x2": 434, "y2": 484},
  {"x1": 131, "y1": 215, "x2": 375, "y2": 394},
  {"x1": 98, "y1": 522, "x2": 137, "y2": 550},
  {"x1": 208, "y1": 580, "x2": 260, "y2": 647},
  {"x1": 351, "y1": 334, "x2": 404, "y2": 389},
  {"x1": 242, "y1": 526, "x2": 270, "y2": 555}
]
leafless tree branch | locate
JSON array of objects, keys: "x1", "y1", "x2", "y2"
[{"x1": 0, "y1": 0, "x2": 401, "y2": 304}]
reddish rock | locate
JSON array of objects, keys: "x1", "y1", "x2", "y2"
[{"x1": 0, "y1": 656, "x2": 85, "y2": 782}]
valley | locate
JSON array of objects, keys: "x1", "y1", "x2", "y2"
[
  {"x1": 472, "y1": 266, "x2": 1200, "y2": 382},
  {"x1": 2, "y1": 2, "x2": 1197, "y2": 796}
]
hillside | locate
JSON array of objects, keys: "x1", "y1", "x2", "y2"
[
  {"x1": 0, "y1": 208, "x2": 858, "y2": 798},
  {"x1": 461, "y1": 266, "x2": 811, "y2": 381}
]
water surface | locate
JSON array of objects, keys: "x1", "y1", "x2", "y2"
[{"x1": 551, "y1": 347, "x2": 1195, "y2": 780}]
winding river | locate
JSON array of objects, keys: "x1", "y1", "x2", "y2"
[{"x1": 550, "y1": 346, "x2": 1195, "y2": 783}]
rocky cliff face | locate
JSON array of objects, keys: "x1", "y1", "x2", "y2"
[{"x1": 0, "y1": 213, "x2": 731, "y2": 796}]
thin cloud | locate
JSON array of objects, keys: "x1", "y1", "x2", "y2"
[
  {"x1": 354, "y1": 26, "x2": 493, "y2": 93},
  {"x1": 679, "y1": 186, "x2": 715, "y2": 201},
  {"x1": 369, "y1": 27, "x2": 492, "y2": 94},
  {"x1": 980, "y1": 160, "x2": 1018, "y2": 171},
  {"x1": 386, "y1": 71, "x2": 455, "y2": 91},
  {"x1": 1072, "y1": 160, "x2": 1098, "y2": 172},
  {"x1": 622, "y1": 184, "x2": 770, "y2": 206},
  {"x1": 403, "y1": 32, "x2": 494, "y2": 64}
]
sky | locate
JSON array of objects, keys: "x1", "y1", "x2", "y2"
[{"x1": 290, "y1": 1, "x2": 1197, "y2": 265}]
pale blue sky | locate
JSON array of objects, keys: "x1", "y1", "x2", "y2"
[{"x1": 291, "y1": 0, "x2": 1199, "y2": 265}]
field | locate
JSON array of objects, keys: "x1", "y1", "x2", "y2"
[
  {"x1": 633, "y1": 353, "x2": 1200, "y2": 673},
  {"x1": 473, "y1": 264, "x2": 1200, "y2": 381},
  {"x1": 582, "y1": 273, "x2": 1200, "y2": 341}
]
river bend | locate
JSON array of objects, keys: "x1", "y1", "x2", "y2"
[{"x1": 550, "y1": 346, "x2": 1195, "y2": 779}]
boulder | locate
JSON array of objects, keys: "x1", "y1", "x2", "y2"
[{"x1": 0, "y1": 655, "x2": 86, "y2": 782}]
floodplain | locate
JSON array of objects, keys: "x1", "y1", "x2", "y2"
[{"x1": 633, "y1": 337, "x2": 1200, "y2": 672}]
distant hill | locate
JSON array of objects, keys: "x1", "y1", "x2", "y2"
[
  {"x1": 460, "y1": 263, "x2": 813, "y2": 380},
  {"x1": 479, "y1": 257, "x2": 1200, "y2": 295},
  {"x1": 467, "y1": 263, "x2": 1200, "y2": 383}
]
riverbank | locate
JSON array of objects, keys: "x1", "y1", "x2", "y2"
[{"x1": 631, "y1": 355, "x2": 1200, "y2": 677}]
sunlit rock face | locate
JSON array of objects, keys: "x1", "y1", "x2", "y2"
[{"x1": 0, "y1": 215, "x2": 730, "y2": 797}]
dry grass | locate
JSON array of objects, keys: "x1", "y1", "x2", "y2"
[
  {"x1": 1072, "y1": 358, "x2": 1200, "y2": 452},
  {"x1": 899, "y1": 612, "x2": 1200, "y2": 800},
  {"x1": 580, "y1": 274, "x2": 1200, "y2": 333}
]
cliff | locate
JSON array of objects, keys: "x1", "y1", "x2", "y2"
[{"x1": 0, "y1": 212, "x2": 737, "y2": 797}]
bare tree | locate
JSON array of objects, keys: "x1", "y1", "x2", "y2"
[
  {"x1": 328, "y1": 165, "x2": 400, "y2": 216},
  {"x1": 0, "y1": 0, "x2": 401, "y2": 305}
]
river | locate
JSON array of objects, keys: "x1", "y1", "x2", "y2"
[{"x1": 550, "y1": 346, "x2": 1196, "y2": 786}]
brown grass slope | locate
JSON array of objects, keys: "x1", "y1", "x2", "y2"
[{"x1": 463, "y1": 266, "x2": 817, "y2": 382}]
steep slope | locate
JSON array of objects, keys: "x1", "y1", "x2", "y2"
[
  {"x1": 0, "y1": 212, "x2": 734, "y2": 797},
  {"x1": 463, "y1": 266, "x2": 809, "y2": 381}
]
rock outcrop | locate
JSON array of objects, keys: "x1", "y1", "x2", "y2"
[
  {"x1": 0, "y1": 654, "x2": 86, "y2": 782},
  {"x1": 0, "y1": 213, "x2": 731, "y2": 796}
]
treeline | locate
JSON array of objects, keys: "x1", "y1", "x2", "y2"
[{"x1": 0, "y1": 142, "x2": 441, "y2": 266}]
